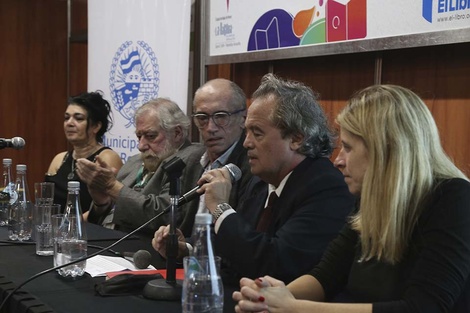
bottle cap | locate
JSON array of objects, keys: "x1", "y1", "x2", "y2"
[
  {"x1": 16, "y1": 164, "x2": 26, "y2": 171},
  {"x1": 68, "y1": 181, "x2": 80, "y2": 189},
  {"x1": 195, "y1": 213, "x2": 212, "y2": 225},
  {"x1": 3, "y1": 158, "x2": 12, "y2": 166}
]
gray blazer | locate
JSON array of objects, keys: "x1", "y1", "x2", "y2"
[{"x1": 111, "y1": 140, "x2": 206, "y2": 237}]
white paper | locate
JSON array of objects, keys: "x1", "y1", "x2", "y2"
[{"x1": 85, "y1": 255, "x2": 156, "y2": 277}]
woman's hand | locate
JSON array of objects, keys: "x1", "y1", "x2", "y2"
[{"x1": 233, "y1": 276, "x2": 297, "y2": 313}]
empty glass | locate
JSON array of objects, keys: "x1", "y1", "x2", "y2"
[
  {"x1": 35, "y1": 204, "x2": 61, "y2": 256},
  {"x1": 34, "y1": 182, "x2": 54, "y2": 206}
]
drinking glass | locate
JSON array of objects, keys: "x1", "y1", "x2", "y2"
[
  {"x1": 35, "y1": 204, "x2": 61, "y2": 256},
  {"x1": 34, "y1": 182, "x2": 54, "y2": 206}
]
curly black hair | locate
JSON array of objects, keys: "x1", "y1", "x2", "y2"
[{"x1": 68, "y1": 91, "x2": 113, "y2": 143}]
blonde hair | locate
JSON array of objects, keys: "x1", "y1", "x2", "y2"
[{"x1": 337, "y1": 85, "x2": 468, "y2": 264}]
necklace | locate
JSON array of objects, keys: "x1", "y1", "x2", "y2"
[{"x1": 67, "y1": 159, "x2": 76, "y2": 180}]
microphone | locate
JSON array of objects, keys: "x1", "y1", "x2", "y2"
[
  {"x1": 122, "y1": 250, "x2": 152, "y2": 269},
  {"x1": 0, "y1": 137, "x2": 25, "y2": 150},
  {"x1": 178, "y1": 163, "x2": 242, "y2": 206}
]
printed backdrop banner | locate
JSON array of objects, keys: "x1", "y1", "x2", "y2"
[
  {"x1": 88, "y1": 0, "x2": 191, "y2": 162},
  {"x1": 210, "y1": 0, "x2": 470, "y2": 56}
]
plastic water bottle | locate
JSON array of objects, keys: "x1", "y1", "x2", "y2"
[
  {"x1": 0, "y1": 159, "x2": 16, "y2": 226},
  {"x1": 8, "y1": 164, "x2": 32, "y2": 241},
  {"x1": 54, "y1": 181, "x2": 87, "y2": 277},
  {"x1": 182, "y1": 213, "x2": 223, "y2": 313}
]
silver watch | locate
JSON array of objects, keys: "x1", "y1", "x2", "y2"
[{"x1": 212, "y1": 203, "x2": 232, "y2": 221}]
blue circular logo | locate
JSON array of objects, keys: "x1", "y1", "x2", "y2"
[{"x1": 109, "y1": 41, "x2": 160, "y2": 127}]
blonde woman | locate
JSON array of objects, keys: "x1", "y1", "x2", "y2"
[{"x1": 233, "y1": 85, "x2": 470, "y2": 313}]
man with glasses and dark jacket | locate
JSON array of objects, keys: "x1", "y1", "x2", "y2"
[{"x1": 190, "y1": 78, "x2": 252, "y2": 215}]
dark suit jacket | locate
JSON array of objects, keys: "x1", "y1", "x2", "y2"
[
  {"x1": 111, "y1": 140, "x2": 206, "y2": 237},
  {"x1": 215, "y1": 157, "x2": 354, "y2": 284}
]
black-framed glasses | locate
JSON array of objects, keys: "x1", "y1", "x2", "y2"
[{"x1": 192, "y1": 108, "x2": 245, "y2": 128}]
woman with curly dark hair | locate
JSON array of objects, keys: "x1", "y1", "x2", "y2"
[{"x1": 46, "y1": 91, "x2": 123, "y2": 217}]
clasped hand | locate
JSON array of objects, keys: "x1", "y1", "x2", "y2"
[{"x1": 233, "y1": 276, "x2": 296, "y2": 313}]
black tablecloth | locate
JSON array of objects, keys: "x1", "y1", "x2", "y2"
[{"x1": 0, "y1": 223, "x2": 237, "y2": 313}]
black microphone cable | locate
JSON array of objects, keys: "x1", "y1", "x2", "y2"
[
  {"x1": 0, "y1": 204, "x2": 171, "y2": 311},
  {"x1": 0, "y1": 241, "x2": 121, "y2": 256},
  {"x1": 87, "y1": 244, "x2": 121, "y2": 257}
]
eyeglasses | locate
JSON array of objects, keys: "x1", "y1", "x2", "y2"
[{"x1": 192, "y1": 108, "x2": 245, "y2": 128}]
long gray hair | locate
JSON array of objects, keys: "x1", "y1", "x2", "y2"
[{"x1": 252, "y1": 74, "x2": 334, "y2": 158}]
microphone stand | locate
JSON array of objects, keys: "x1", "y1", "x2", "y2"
[{"x1": 143, "y1": 156, "x2": 186, "y2": 300}]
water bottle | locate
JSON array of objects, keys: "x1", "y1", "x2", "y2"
[
  {"x1": 54, "y1": 181, "x2": 87, "y2": 277},
  {"x1": 8, "y1": 164, "x2": 32, "y2": 241},
  {"x1": 0, "y1": 159, "x2": 16, "y2": 226},
  {"x1": 182, "y1": 213, "x2": 223, "y2": 313}
]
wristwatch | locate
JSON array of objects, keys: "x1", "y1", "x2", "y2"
[{"x1": 211, "y1": 203, "x2": 232, "y2": 221}]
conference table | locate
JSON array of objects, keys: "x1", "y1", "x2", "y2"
[{"x1": 0, "y1": 223, "x2": 237, "y2": 313}]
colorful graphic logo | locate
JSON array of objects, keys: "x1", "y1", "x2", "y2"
[
  {"x1": 247, "y1": 0, "x2": 367, "y2": 51},
  {"x1": 422, "y1": 0, "x2": 470, "y2": 23},
  {"x1": 326, "y1": 0, "x2": 367, "y2": 42},
  {"x1": 422, "y1": 0, "x2": 433, "y2": 22},
  {"x1": 109, "y1": 41, "x2": 160, "y2": 127},
  {"x1": 247, "y1": 9, "x2": 300, "y2": 50}
]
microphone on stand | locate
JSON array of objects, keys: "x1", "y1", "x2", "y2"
[
  {"x1": 143, "y1": 156, "x2": 186, "y2": 300},
  {"x1": 0, "y1": 137, "x2": 25, "y2": 150},
  {"x1": 143, "y1": 160, "x2": 242, "y2": 301}
]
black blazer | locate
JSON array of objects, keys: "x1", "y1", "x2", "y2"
[{"x1": 215, "y1": 157, "x2": 354, "y2": 284}]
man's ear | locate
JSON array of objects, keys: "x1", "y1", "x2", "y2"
[
  {"x1": 173, "y1": 125, "x2": 183, "y2": 141},
  {"x1": 238, "y1": 114, "x2": 246, "y2": 129},
  {"x1": 289, "y1": 133, "x2": 304, "y2": 151}
]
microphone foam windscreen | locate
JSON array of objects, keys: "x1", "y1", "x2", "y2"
[
  {"x1": 12, "y1": 137, "x2": 25, "y2": 149},
  {"x1": 133, "y1": 250, "x2": 152, "y2": 269}
]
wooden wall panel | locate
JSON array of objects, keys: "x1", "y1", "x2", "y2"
[
  {"x1": 0, "y1": 0, "x2": 68, "y2": 189},
  {"x1": 270, "y1": 52, "x2": 376, "y2": 121},
  {"x1": 382, "y1": 43, "x2": 470, "y2": 175},
  {"x1": 231, "y1": 61, "x2": 271, "y2": 102},
  {"x1": 207, "y1": 64, "x2": 232, "y2": 81},
  {"x1": 69, "y1": 0, "x2": 88, "y2": 96},
  {"x1": 69, "y1": 43, "x2": 88, "y2": 96}
]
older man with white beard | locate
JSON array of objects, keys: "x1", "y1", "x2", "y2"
[{"x1": 76, "y1": 98, "x2": 205, "y2": 237}]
